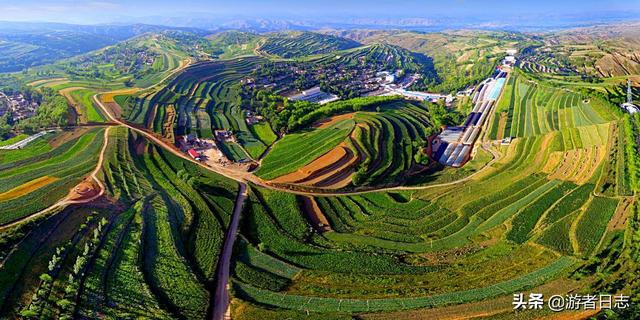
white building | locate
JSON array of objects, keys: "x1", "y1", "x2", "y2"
[
  {"x1": 622, "y1": 102, "x2": 639, "y2": 114},
  {"x1": 288, "y1": 86, "x2": 339, "y2": 105}
]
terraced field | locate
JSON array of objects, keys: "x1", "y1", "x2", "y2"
[
  {"x1": 0, "y1": 128, "x2": 105, "y2": 225},
  {"x1": 2, "y1": 26, "x2": 638, "y2": 320},
  {"x1": 229, "y1": 126, "x2": 621, "y2": 318},
  {"x1": 0, "y1": 127, "x2": 240, "y2": 318},
  {"x1": 60, "y1": 88, "x2": 106, "y2": 123},
  {"x1": 257, "y1": 101, "x2": 436, "y2": 188},
  {"x1": 117, "y1": 57, "x2": 273, "y2": 160},
  {"x1": 228, "y1": 65, "x2": 626, "y2": 319},
  {"x1": 488, "y1": 72, "x2": 615, "y2": 140},
  {"x1": 258, "y1": 31, "x2": 360, "y2": 58}
]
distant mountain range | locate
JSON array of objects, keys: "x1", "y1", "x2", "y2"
[{"x1": 117, "y1": 11, "x2": 640, "y2": 33}]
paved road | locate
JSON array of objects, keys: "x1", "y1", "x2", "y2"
[{"x1": 211, "y1": 182, "x2": 247, "y2": 320}]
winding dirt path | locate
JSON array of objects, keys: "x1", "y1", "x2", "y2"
[
  {"x1": 93, "y1": 88, "x2": 502, "y2": 197},
  {"x1": 0, "y1": 126, "x2": 112, "y2": 231}
]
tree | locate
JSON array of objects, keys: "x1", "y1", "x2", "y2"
[
  {"x1": 352, "y1": 166, "x2": 368, "y2": 186},
  {"x1": 39, "y1": 273, "x2": 53, "y2": 282},
  {"x1": 414, "y1": 150, "x2": 429, "y2": 165},
  {"x1": 56, "y1": 299, "x2": 72, "y2": 310}
]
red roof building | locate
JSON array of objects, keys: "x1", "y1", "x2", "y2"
[{"x1": 187, "y1": 148, "x2": 200, "y2": 160}]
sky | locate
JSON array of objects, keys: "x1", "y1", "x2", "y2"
[{"x1": 0, "y1": 0, "x2": 639, "y2": 26}]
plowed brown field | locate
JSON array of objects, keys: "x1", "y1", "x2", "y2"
[
  {"x1": 312, "y1": 113, "x2": 355, "y2": 129},
  {"x1": 300, "y1": 196, "x2": 332, "y2": 232},
  {"x1": 271, "y1": 141, "x2": 359, "y2": 189}
]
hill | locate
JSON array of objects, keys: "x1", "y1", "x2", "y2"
[
  {"x1": 257, "y1": 31, "x2": 361, "y2": 58},
  {"x1": 322, "y1": 29, "x2": 527, "y2": 92},
  {"x1": 207, "y1": 30, "x2": 263, "y2": 58},
  {"x1": 0, "y1": 22, "x2": 208, "y2": 73},
  {"x1": 524, "y1": 22, "x2": 640, "y2": 78}
]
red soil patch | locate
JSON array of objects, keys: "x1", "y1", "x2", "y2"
[
  {"x1": 300, "y1": 196, "x2": 332, "y2": 232},
  {"x1": 311, "y1": 137, "x2": 363, "y2": 189},
  {"x1": 271, "y1": 124, "x2": 365, "y2": 189},
  {"x1": 103, "y1": 102, "x2": 122, "y2": 119},
  {"x1": 272, "y1": 143, "x2": 350, "y2": 183},
  {"x1": 272, "y1": 142, "x2": 359, "y2": 189},
  {"x1": 608, "y1": 197, "x2": 633, "y2": 231},
  {"x1": 67, "y1": 178, "x2": 99, "y2": 201},
  {"x1": 312, "y1": 113, "x2": 355, "y2": 129}
]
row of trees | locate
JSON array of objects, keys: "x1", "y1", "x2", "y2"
[
  {"x1": 624, "y1": 114, "x2": 640, "y2": 192},
  {"x1": 20, "y1": 215, "x2": 107, "y2": 319}
]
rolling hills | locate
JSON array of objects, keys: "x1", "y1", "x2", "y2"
[{"x1": 0, "y1": 20, "x2": 639, "y2": 320}]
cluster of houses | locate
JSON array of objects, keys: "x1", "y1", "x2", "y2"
[
  {"x1": 503, "y1": 49, "x2": 517, "y2": 67},
  {"x1": 176, "y1": 134, "x2": 217, "y2": 162},
  {"x1": 371, "y1": 70, "x2": 456, "y2": 105},
  {"x1": 245, "y1": 110, "x2": 265, "y2": 125},
  {"x1": 247, "y1": 58, "x2": 426, "y2": 100},
  {"x1": 214, "y1": 129, "x2": 236, "y2": 143},
  {"x1": 0, "y1": 92, "x2": 39, "y2": 121}
]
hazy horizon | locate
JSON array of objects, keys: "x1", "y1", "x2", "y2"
[{"x1": 1, "y1": 0, "x2": 639, "y2": 31}]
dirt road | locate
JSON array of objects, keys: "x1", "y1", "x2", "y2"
[
  {"x1": 0, "y1": 126, "x2": 111, "y2": 231},
  {"x1": 210, "y1": 182, "x2": 247, "y2": 320},
  {"x1": 94, "y1": 92, "x2": 502, "y2": 196}
]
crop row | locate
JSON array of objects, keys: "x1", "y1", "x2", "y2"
[{"x1": 232, "y1": 256, "x2": 575, "y2": 312}]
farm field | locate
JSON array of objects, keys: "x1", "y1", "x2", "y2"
[
  {"x1": 60, "y1": 87, "x2": 106, "y2": 123},
  {"x1": 226, "y1": 53, "x2": 627, "y2": 319},
  {"x1": 116, "y1": 57, "x2": 273, "y2": 160},
  {"x1": 257, "y1": 31, "x2": 361, "y2": 58},
  {"x1": 0, "y1": 128, "x2": 105, "y2": 225},
  {"x1": 207, "y1": 31, "x2": 263, "y2": 59},
  {"x1": 1, "y1": 19, "x2": 639, "y2": 320},
  {"x1": 228, "y1": 126, "x2": 622, "y2": 319},
  {"x1": 488, "y1": 72, "x2": 615, "y2": 141},
  {"x1": 0, "y1": 127, "x2": 240, "y2": 318},
  {"x1": 258, "y1": 101, "x2": 438, "y2": 188}
]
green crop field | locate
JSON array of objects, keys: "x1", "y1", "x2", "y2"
[
  {"x1": 256, "y1": 119, "x2": 355, "y2": 179},
  {"x1": 0, "y1": 127, "x2": 239, "y2": 318},
  {"x1": 256, "y1": 100, "x2": 437, "y2": 187},
  {"x1": 258, "y1": 31, "x2": 361, "y2": 58},
  {"x1": 0, "y1": 128, "x2": 104, "y2": 225},
  {"x1": 67, "y1": 88, "x2": 106, "y2": 123},
  {"x1": 119, "y1": 57, "x2": 273, "y2": 160},
  {"x1": 488, "y1": 72, "x2": 614, "y2": 140},
  {"x1": 2, "y1": 20, "x2": 639, "y2": 320}
]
